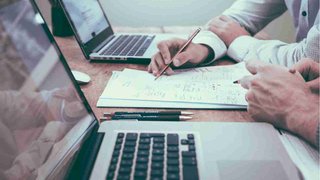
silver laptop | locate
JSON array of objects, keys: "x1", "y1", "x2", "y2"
[
  {"x1": 58, "y1": 0, "x2": 185, "y2": 63},
  {"x1": 0, "y1": 1, "x2": 300, "y2": 179}
]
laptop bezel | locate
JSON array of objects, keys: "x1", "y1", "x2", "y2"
[
  {"x1": 58, "y1": 0, "x2": 115, "y2": 59},
  {"x1": 28, "y1": 0, "x2": 102, "y2": 178}
]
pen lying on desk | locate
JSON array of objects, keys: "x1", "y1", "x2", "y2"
[
  {"x1": 101, "y1": 115, "x2": 192, "y2": 121},
  {"x1": 104, "y1": 111, "x2": 193, "y2": 116}
]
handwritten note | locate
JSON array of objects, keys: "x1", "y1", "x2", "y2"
[{"x1": 99, "y1": 63, "x2": 250, "y2": 107}]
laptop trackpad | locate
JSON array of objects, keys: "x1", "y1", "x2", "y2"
[{"x1": 217, "y1": 160, "x2": 289, "y2": 180}]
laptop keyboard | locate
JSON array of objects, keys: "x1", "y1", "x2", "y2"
[
  {"x1": 101, "y1": 35, "x2": 155, "y2": 57},
  {"x1": 106, "y1": 132, "x2": 199, "y2": 180}
]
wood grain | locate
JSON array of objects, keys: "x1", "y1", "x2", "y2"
[{"x1": 54, "y1": 26, "x2": 253, "y2": 123}]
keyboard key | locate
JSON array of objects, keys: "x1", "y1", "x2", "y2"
[
  {"x1": 153, "y1": 143, "x2": 164, "y2": 149},
  {"x1": 108, "y1": 164, "x2": 116, "y2": 171},
  {"x1": 187, "y1": 134, "x2": 194, "y2": 139},
  {"x1": 135, "y1": 163, "x2": 148, "y2": 171},
  {"x1": 114, "y1": 144, "x2": 122, "y2": 150},
  {"x1": 182, "y1": 151, "x2": 196, "y2": 157},
  {"x1": 167, "y1": 166, "x2": 179, "y2": 173},
  {"x1": 150, "y1": 133, "x2": 165, "y2": 137},
  {"x1": 167, "y1": 134, "x2": 179, "y2": 146},
  {"x1": 167, "y1": 159, "x2": 179, "y2": 165},
  {"x1": 112, "y1": 150, "x2": 120, "y2": 157},
  {"x1": 167, "y1": 146, "x2": 179, "y2": 152},
  {"x1": 152, "y1": 155, "x2": 164, "y2": 162},
  {"x1": 118, "y1": 133, "x2": 125, "y2": 138},
  {"x1": 136, "y1": 157, "x2": 148, "y2": 163},
  {"x1": 152, "y1": 149, "x2": 164, "y2": 155},
  {"x1": 167, "y1": 152, "x2": 179, "y2": 159},
  {"x1": 151, "y1": 169, "x2": 163, "y2": 177},
  {"x1": 119, "y1": 167, "x2": 131, "y2": 174},
  {"x1": 124, "y1": 141, "x2": 136, "y2": 147},
  {"x1": 134, "y1": 171, "x2": 147, "y2": 179},
  {"x1": 111, "y1": 157, "x2": 118, "y2": 164},
  {"x1": 153, "y1": 137, "x2": 165, "y2": 143},
  {"x1": 188, "y1": 139, "x2": 195, "y2": 145},
  {"x1": 140, "y1": 133, "x2": 152, "y2": 138},
  {"x1": 116, "y1": 138, "x2": 123, "y2": 144},
  {"x1": 183, "y1": 165, "x2": 199, "y2": 180},
  {"x1": 117, "y1": 174, "x2": 130, "y2": 180},
  {"x1": 120, "y1": 160, "x2": 133, "y2": 166},
  {"x1": 123, "y1": 147, "x2": 135, "y2": 153},
  {"x1": 183, "y1": 157, "x2": 197, "y2": 166},
  {"x1": 189, "y1": 145, "x2": 196, "y2": 151},
  {"x1": 126, "y1": 133, "x2": 138, "y2": 141},
  {"x1": 137, "y1": 150, "x2": 149, "y2": 156},
  {"x1": 106, "y1": 171, "x2": 114, "y2": 180},
  {"x1": 167, "y1": 173, "x2": 180, "y2": 180},
  {"x1": 139, "y1": 138, "x2": 151, "y2": 144},
  {"x1": 122, "y1": 153, "x2": 134, "y2": 159},
  {"x1": 138, "y1": 144, "x2": 150, "y2": 150},
  {"x1": 151, "y1": 162, "x2": 163, "y2": 169},
  {"x1": 181, "y1": 139, "x2": 189, "y2": 145}
]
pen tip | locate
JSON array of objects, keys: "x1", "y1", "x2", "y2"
[{"x1": 180, "y1": 116, "x2": 193, "y2": 121}]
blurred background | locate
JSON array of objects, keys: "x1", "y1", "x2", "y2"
[{"x1": 36, "y1": 0, "x2": 295, "y2": 43}]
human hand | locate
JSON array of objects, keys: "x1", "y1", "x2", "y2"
[
  {"x1": 147, "y1": 38, "x2": 212, "y2": 76},
  {"x1": 207, "y1": 15, "x2": 250, "y2": 47},
  {"x1": 239, "y1": 60, "x2": 319, "y2": 146},
  {"x1": 290, "y1": 58, "x2": 320, "y2": 94}
]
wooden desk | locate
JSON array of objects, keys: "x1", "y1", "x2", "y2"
[{"x1": 55, "y1": 26, "x2": 253, "y2": 123}]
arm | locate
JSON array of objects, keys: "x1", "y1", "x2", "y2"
[{"x1": 227, "y1": 25, "x2": 320, "y2": 67}]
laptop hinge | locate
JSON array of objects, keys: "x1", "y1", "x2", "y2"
[
  {"x1": 93, "y1": 35, "x2": 115, "y2": 53},
  {"x1": 65, "y1": 123, "x2": 105, "y2": 180}
]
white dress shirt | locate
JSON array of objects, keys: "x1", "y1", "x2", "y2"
[{"x1": 193, "y1": 0, "x2": 319, "y2": 67}]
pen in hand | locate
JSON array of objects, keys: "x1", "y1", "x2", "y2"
[{"x1": 155, "y1": 28, "x2": 201, "y2": 80}]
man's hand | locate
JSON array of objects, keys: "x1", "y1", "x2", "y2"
[
  {"x1": 290, "y1": 58, "x2": 320, "y2": 94},
  {"x1": 207, "y1": 15, "x2": 250, "y2": 47},
  {"x1": 239, "y1": 60, "x2": 319, "y2": 146},
  {"x1": 147, "y1": 38, "x2": 212, "y2": 76}
]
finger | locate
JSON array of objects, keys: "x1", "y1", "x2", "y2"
[
  {"x1": 165, "y1": 67, "x2": 175, "y2": 75},
  {"x1": 291, "y1": 59, "x2": 320, "y2": 80},
  {"x1": 307, "y1": 78, "x2": 320, "y2": 94},
  {"x1": 157, "y1": 42, "x2": 172, "y2": 63},
  {"x1": 219, "y1": 15, "x2": 232, "y2": 22},
  {"x1": 245, "y1": 60, "x2": 269, "y2": 74},
  {"x1": 157, "y1": 53, "x2": 174, "y2": 75},
  {"x1": 238, "y1": 75, "x2": 255, "y2": 89},
  {"x1": 149, "y1": 54, "x2": 162, "y2": 75},
  {"x1": 172, "y1": 51, "x2": 193, "y2": 67}
]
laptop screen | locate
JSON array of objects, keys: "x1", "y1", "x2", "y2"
[
  {"x1": 0, "y1": 0, "x2": 96, "y2": 179},
  {"x1": 62, "y1": 0, "x2": 110, "y2": 44}
]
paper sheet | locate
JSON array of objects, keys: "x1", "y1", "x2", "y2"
[{"x1": 98, "y1": 63, "x2": 250, "y2": 108}]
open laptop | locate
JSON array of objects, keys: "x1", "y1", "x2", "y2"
[
  {"x1": 57, "y1": 0, "x2": 185, "y2": 63},
  {"x1": 0, "y1": 0, "x2": 301, "y2": 179}
]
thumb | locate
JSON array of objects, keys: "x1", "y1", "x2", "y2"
[
  {"x1": 172, "y1": 51, "x2": 193, "y2": 67},
  {"x1": 306, "y1": 78, "x2": 320, "y2": 94}
]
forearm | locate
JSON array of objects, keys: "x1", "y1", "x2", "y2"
[
  {"x1": 221, "y1": 0, "x2": 287, "y2": 35},
  {"x1": 227, "y1": 33, "x2": 319, "y2": 67}
]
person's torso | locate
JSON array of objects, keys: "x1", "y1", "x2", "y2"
[{"x1": 285, "y1": 0, "x2": 319, "y2": 41}]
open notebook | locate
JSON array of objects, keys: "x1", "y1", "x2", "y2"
[{"x1": 97, "y1": 63, "x2": 251, "y2": 109}]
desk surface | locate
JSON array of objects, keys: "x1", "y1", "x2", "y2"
[{"x1": 54, "y1": 26, "x2": 253, "y2": 123}]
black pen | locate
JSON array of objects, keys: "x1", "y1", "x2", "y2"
[
  {"x1": 111, "y1": 115, "x2": 192, "y2": 121},
  {"x1": 104, "y1": 111, "x2": 193, "y2": 116}
]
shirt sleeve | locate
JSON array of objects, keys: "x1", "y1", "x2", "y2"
[
  {"x1": 222, "y1": 0, "x2": 287, "y2": 35},
  {"x1": 192, "y1": 30, "x2": 227, "y2": 65},
  {"x1": 227, "y1": 24, "x2": 320, "y2": 67}
]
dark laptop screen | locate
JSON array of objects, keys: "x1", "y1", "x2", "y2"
[
  {"x1": 0, "y1": 0, "x2": 96, "y2": 179},
  {"x1": 62, "y1": 0, "x2": 110, "y2": 44}
]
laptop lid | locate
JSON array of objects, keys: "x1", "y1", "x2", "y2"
[
  {"x1": 0, "y1": 0, "x2": 100, "y2": 179},
  {"x1": 59, "y1": 0, "x2": 114, "y2": 59}
]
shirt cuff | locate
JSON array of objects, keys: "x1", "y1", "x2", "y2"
[
  {"x1": 227, "y1": 36, "x2": 257, "y2": 62},
  {"x1": 192, "y1": 30, "x2": 227, "y2": 65}
]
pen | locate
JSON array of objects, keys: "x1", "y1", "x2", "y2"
[
  {"x1": 111, "y1": 115, "x2": 192, "y2": 121},
  {"x1": 104, "y1": 111, "x2": 194, "y2": 116},
  {"x1": 155, "y1": 28, "x2": 201, "y2": 80}
]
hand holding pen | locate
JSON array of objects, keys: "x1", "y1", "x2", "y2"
[{"x1": 148, "y1": 28, "x2": 213, "y2": 77}]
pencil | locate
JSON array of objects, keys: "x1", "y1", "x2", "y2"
[{"x1": 155, "y1": 28, "x2": 201, "y2": 80}]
